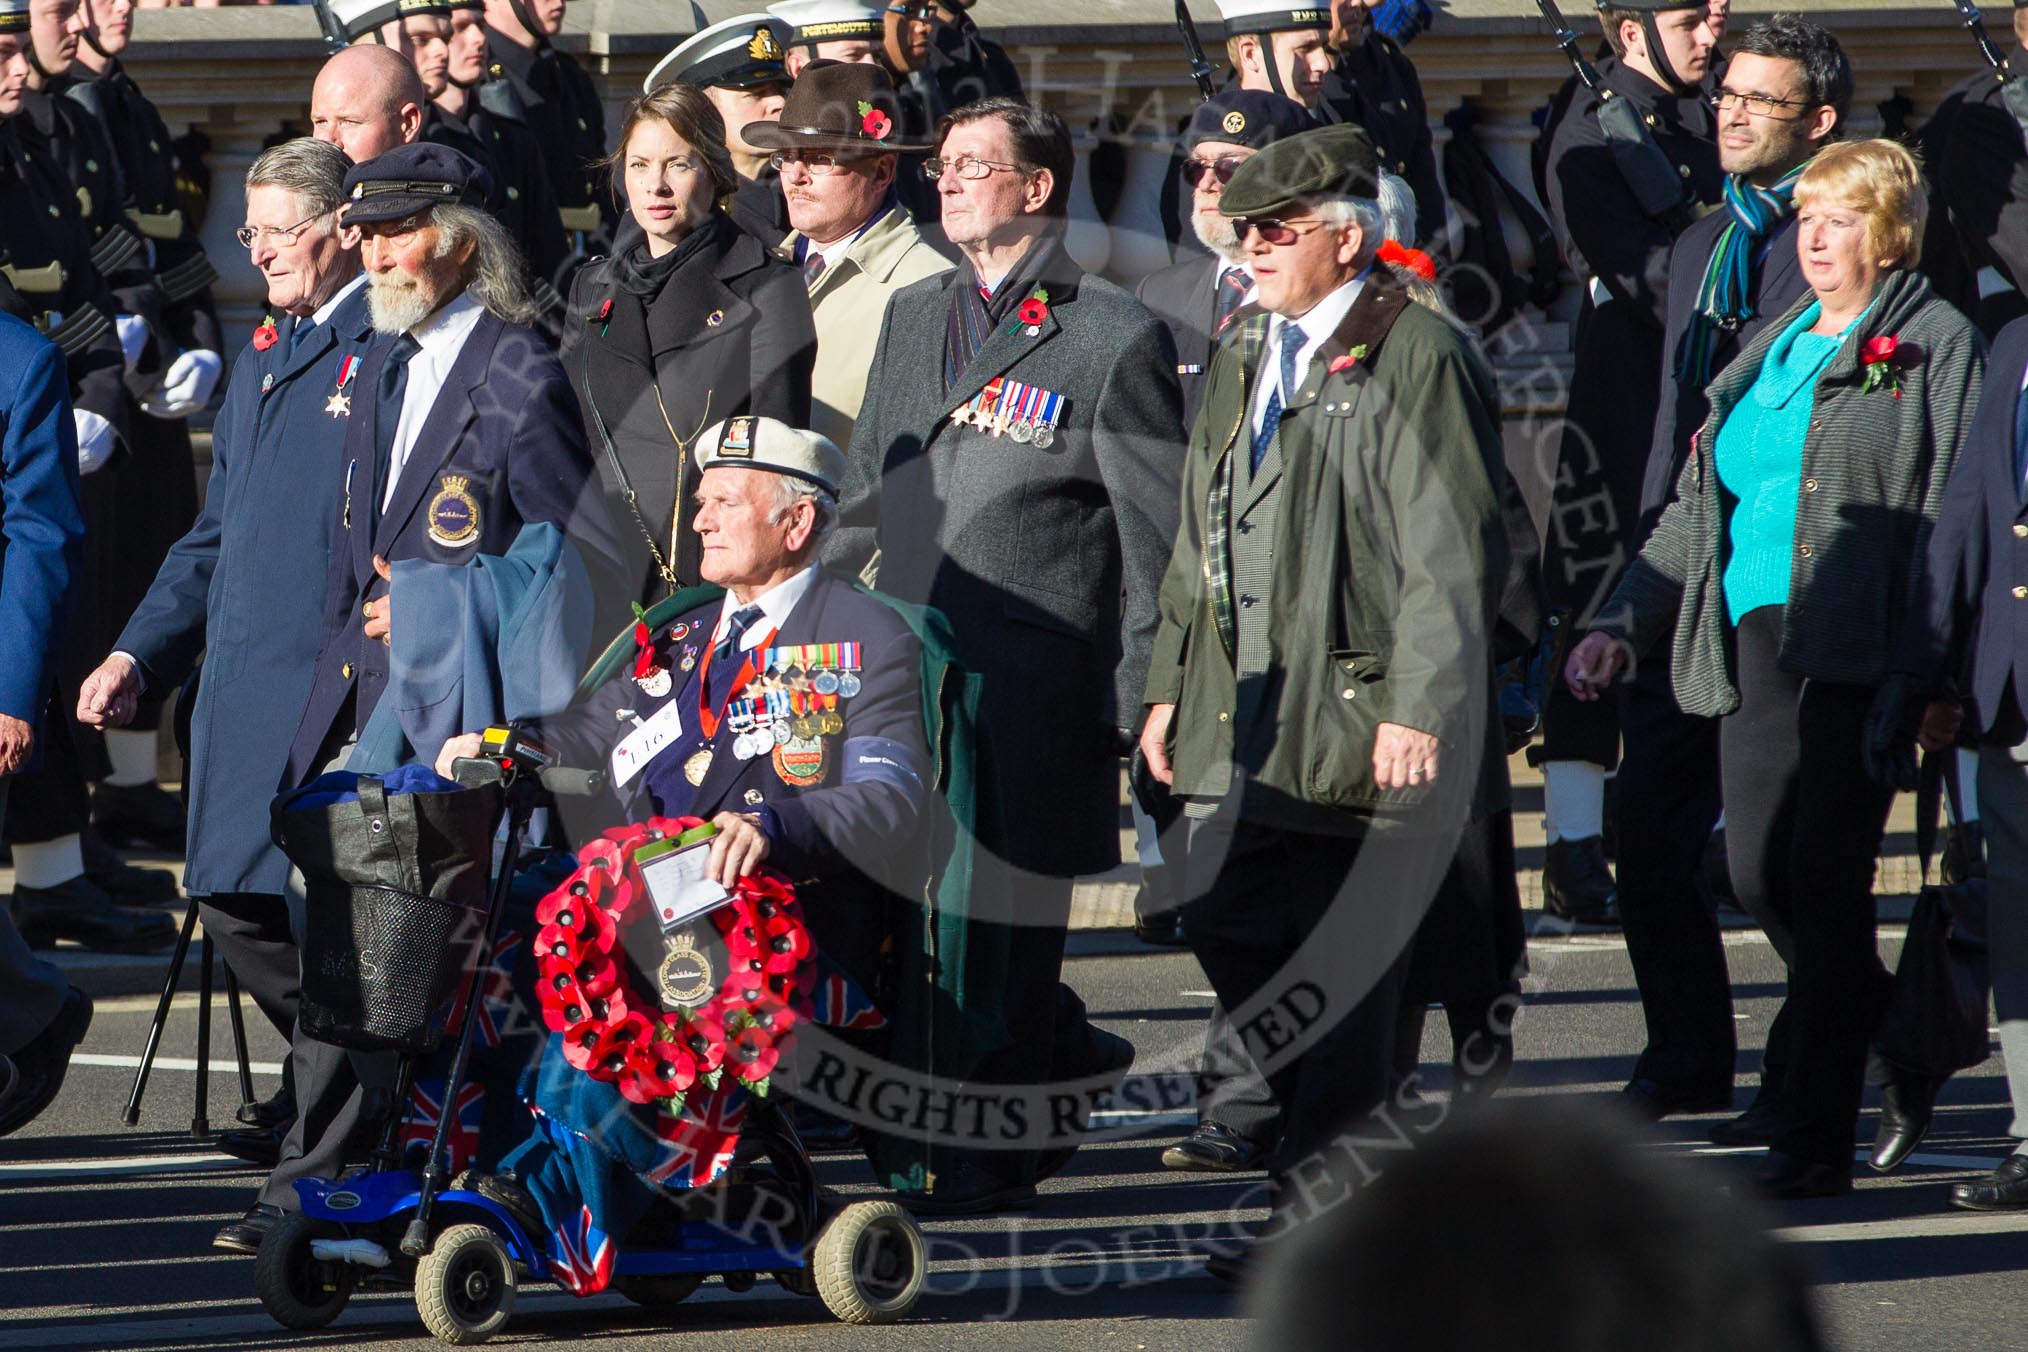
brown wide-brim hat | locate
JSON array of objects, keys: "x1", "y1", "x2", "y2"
[{"x1": 741, "y1": 60, "x2": 930, "y2": 156}]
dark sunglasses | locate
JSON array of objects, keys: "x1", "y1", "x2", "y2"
[
  {"x1": 1181, "y1": 156, "x2": 1247, "y2": 190},
  {"x1": 1232, "y1": 216, "x2": 1329, "y2": 247}
]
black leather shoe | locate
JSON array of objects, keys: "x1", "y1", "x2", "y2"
[
  {"x1": 455, "y1": 1169, "x2": 546, "y2": 1235},
  {"x1": 1708, "y1": 1098, "x2": 1781, "y2": 1147},
  {"x1": 0, "y1": 987, "x2": 92, "y2": 1136},
  {"x1": 1542, "y1": 836, "x2": 1618, "y2": 925},
  {"x1": 91, "y1": 781, "x2": 187, "y2": 854},
  {"x1": 12, "y1": 876, "x2": 176, "y2": 953},
  {"x1": 80, "y1": 830, "x2": 179, "y2": 903},
  {"x1": 1870, "y1": 1073, "x2": 1938, "y2": 1172},
  {"x1": 1621, "y1": 1077, "x2": 1732, "y2": 1122},
  {"x1": 1034, "y1": 1025, "x2": 1136, "y2": 1182},
  {"x1": 212, "y1": 1202, "x2": 286, "y2": 1254},
  {"x1": 1951, "y1": 1153, "x2": 2028, "y2": 1210},
  {"x1": 898, "y1": 1154, "x2": 1037, "y2": 1217},
  {"x1": 1161, "y1": 1120, "x2": 1270, "y2": 1172},
  {"x1": 1753, "y1": 1150, "x2": 1852, "y2": 1200},
  {"x1": 213, "y1": 1125, "x2": 286, "y2": 1169},
  {"x1": 1134, "y1": 912, "x2": 1188, "y2": 946},
  {"x1": 237, "y1": 1083, "x2": 296, "y2": 1130}
]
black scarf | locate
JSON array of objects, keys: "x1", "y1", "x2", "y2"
[{"x1": 610, "y1": 212, "x2": 723, "y2": 301}]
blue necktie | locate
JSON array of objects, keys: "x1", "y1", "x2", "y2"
[
  {"x1": 2015, "y1": 381, "x2": 2028, "y2": 493},
  {"x1": 708, "y1": 604, "x2": 765, "y2": 710},
  {"x1": 371, "y1": 333, "x2": 422, "y2": 517},
  {"x1": 289, "y1": 316, "x2": 315, "y2": 355},
  {"x1": 1252, "y1": 323, "x2": 1304, "y2": 474}
]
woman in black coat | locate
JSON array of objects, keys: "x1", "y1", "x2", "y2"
[{"x1": 564, "y1": 82, "x2": 816, "y2": 609}]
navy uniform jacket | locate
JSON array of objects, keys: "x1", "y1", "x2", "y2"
[
  {"x1": 422, "y1": 100, "x2": 572, "y2": 321},
  {"x1": 1135, "y1": 252, "x2": 1229, "y2": 432},
  {"x1": 1898, "y1": 317, "x2": 2028, "y2": 742},
  {"x1": 1928, "y1": 68, "x2": 2028, "y2": 336},
  {"x1": 1537, "y1": 55, "x2": 1720, "y2": 622},
  {"x1": 485, "y1": 30, "x2": 612, "y2": 242},
  {"x1": 542, "y1": 568, "x2": 928, "y2": 992},
  {"x1": 116, "y1": 284, "x2": 375, "y2": 896},
  {"x1": 0, "y1": 315, "x2": 84, "y2": 746},
  {"x1": 283, "y1": 304, "x2": 622, "y2": 786},
  {"x1": 1319, "y1": 27, "x2": 1445, "y2": 252}
]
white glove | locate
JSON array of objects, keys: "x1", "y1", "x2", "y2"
[
  {"x1": 113, "y1": 313, "x2": 150, "y2": 373},
  {"x1": 140, "y1": 349, "x2": 224, "y2": 419},
  {"x1": 74, "y1": 408, "x2": 118, "y2": 476}
]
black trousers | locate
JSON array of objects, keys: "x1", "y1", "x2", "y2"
[
  {"x1": 1720, "y1": 606, "x2": 1894, "y2": 1169},
  {"x1": 196, "y1": 892, "x2": 299, "y2": 1042},
  {"x1": 1181, "y1": 817, "x2": 1427, "y2": 1179},
  {"x1": 1615, "y1": 655, "x2": 1735, "y2": 1091},
  {"x1": 1531, "y1": 676, "x2": 1621, "y2": 772}
]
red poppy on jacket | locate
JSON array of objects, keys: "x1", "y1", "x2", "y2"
[
  {"x1": 1017, "y1": 297, "x2": 1049, "y2": 326},
  {"x1": 252, "y1": 317, "x2": 280, "y2": 352}
]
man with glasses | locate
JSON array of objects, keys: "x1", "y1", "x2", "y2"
[
  {"x1": 745, "y1": 62, "x2": 947, "y2": 451},
  {"x1": 1530, "y1": 0, "x2": 1721, "y2": 928},
  {"x1": 647, "y1": 13, "x2": 794, "y2": 247},
  {"x1": 1140, "y1": 123, "x2": 1508, "y2": 1279},
  {"x1": 831, "y1": 96, "x2": 1182, "y2": 1214},
  {"x1": 1614, "y1": 16, "x2": 1847, "y2": 1136},
  {"x1": 77, "y1": 138, "x2": 374, "y2": 1212}
]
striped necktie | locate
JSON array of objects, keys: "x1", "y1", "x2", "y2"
[{"x1": 1213, "y1": 267, "x2": 1250, "y2": 336}]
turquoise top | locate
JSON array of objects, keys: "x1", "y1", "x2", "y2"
[{"x1": 1714, "y1": 301, "x2": 1857, "y2": 624}]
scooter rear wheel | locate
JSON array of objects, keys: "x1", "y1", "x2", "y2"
[
  {"x1": 254, "y1": 1211, "x2": 354, "y2": 1330},
  {"x1": 812, "y1": 1200, "x2": 925, "y2": 1324},
  {"x1": 415, "y1": 1223, "x2": 516, "y2": 1345}
]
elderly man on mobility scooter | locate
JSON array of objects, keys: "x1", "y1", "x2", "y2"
[{"x1": 415, "y1": 415, "x2": 936, "y2": 1335}]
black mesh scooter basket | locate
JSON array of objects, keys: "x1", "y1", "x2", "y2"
[{"x1": 277, "y1": 774, "x2": 504, "y2": 1054}]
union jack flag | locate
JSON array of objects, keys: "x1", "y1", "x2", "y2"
[
  {"x1": 398, "y1": 1078, "x2": 484, "y2": 1175},
  {"x1": 812, "y1": 966, "x2": 886, "y2": 1031},
  {"x1": 444, "y1": 929, "x2": 525, "y2": 1049},
  {"x1": 646, "y1": 1085, "x2": 749, "y2": 1190},
  {"x1": 550, "y1": 1204, "x2": 615, "y2": 1296}
]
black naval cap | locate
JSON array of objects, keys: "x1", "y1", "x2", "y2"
[
  {"x1": 341, "y1": 143, "x2": 493, "y2": 225},
  {"x1": 1185, "y1": 89, "x2": 1314, "y2": 154},
  {"x1": 1219, "y1": 123, "x2": 1380, "y2": 218}
]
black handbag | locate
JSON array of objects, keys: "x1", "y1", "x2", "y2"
[
  {"x1": 275, "y1": 771, "x2": 503, "y2": 1053},
  {"x1": 1875, "y1": 756, "x2": 1990, "y2": 1079}
]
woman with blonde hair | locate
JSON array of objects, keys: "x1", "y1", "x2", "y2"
[
  {"x1": 1565, "y1": 139, "x2": 1986, "y2": 1198},
  {"x1": 563, "y1": 82, "x2": 816, "y2": 607}
]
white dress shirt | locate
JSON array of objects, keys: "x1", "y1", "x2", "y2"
[
  {"x1": 382, "y1": 288, "x2": 486, "y2": 511},
  {"x1": 712, "y1": 563, "x2": 818, "y2": 654},
  {"x1": 1249, "y1": 271, "x2": 1366, "y2": 443}
]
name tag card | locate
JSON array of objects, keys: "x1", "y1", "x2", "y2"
[
  {"x1": 634, "y1": 833, "x2": 730, "y2": 931},
  {"x1": 610, "y1": 701, "x2": 685, "y2": 789}
]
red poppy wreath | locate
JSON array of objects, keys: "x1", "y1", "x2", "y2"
[{"x1": 532, "y1": 817, "x2": 817, "y2": 1109}]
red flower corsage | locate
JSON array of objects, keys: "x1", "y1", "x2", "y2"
[
  {"x1": 1010, "y1": 286, "x2": 1051, "y2": 334},
  {"x1": 1327, "y1": 344, "x2": 1372, "y2": 376},
  {"x1": 1860, "y1": 334, "x2": 1903, "y2": 399},
  {"x1": 856, "y1": 100, "x2": 892, "y2": 142},
  {"x1": 251, "y1": 316, "x2": 280, "y2": 352},
  {"x1": 1375, "y1": 239, "x2": 1438, "y2": 283}
]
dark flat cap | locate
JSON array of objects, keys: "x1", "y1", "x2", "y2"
[
  {"x1": 341, "y1": 143, "x2": 492, "y2": 225},
  {"x1": 1219, "y1": 124, "x2": 1379, "y2": 218},
  {"x1": 1185, "y1": 89, "x2": 1315, "y2": 154}
]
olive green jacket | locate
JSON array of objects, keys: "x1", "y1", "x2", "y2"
[{"x1": 1143, "y1": 277, "x2": 1510, "y2": 834}]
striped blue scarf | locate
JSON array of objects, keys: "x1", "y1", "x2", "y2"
[{"x1": 1674, "y1": 165, "x2": 1805, "y2": 387}]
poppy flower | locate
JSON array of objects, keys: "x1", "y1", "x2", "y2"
[
  {"x1": 620, "y1": 1040, "x2": 697, "y2": 1103},
  {"x1": 664, "y1": 1009, "x2": 727, "y2": 1072},
  {"x1": 1017, "y1": 297, "x2": 1049, "y2": 327},
  {"x1": 1861, "y1": 335, "x2": 1899, "y2": 364},
  {"x1": 720, "y1": 971, "x2": 770, "y2": 1010},
  {"x1": 743, "y1": 992, "x2": 799, "y2": 1038},
  {"x1": 728, "y1": 1024, "x2": 779, "y2": 1082},
  {"x1": 757, "y1": 912, "x2": 812, "y2": 975},
  {"x1": 535, "y1": 921, "x2": 585, "y2": 967},
  {"x1": 251, "y1": 317, "x2": 280, "y2": 351},
  {"x1": 857, "y1": 101, "x2": 892, "y2": 141}
]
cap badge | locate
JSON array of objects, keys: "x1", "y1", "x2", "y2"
[
  {"x1": 720, "y1": 416, "x2": 756, "y2": 458},
  {"x1": 749, "y1": 26, "x2": 782, "y2": 61},
  {"x1": 427, "y1": 474, "x2": 482, "y2": 548},
  {"x1": 1223, "y1": 110, "x2": 1247, "y2": 135}
]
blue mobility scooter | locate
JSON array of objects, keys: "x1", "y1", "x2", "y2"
[{"x1": 252, "y1": 727, "x2": 926, "y2": 1343}]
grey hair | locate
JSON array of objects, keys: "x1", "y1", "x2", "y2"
[
  {"x1": 1308, "y1": 193, "x2": 1386, "y2": 269},
  {"x1": 429, "y1": 203, "x2": 540, "y2": 326},
  {"x1": 765, "y1": 473, "x2": 838, "y2": 547},
  {"x1": 1376, "y1": 171, "x2": 1417, "y2": 246},
  {"x1": 246, "y1": 137, "x2": 352, "y2": 227}
]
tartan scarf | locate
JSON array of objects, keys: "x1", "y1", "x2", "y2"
[
  {"x1": 943, "y1": 237, "x2": 1052, "y2": 390},
  {"x1": 1674, "y1": 165, "x2": 1805, "y2": 387}
]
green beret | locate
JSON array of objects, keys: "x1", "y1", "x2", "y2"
[{"x1": 1219, "y1": 124, "x2": 1381, "y2": 219}]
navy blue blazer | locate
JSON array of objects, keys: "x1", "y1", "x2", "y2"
[
  {"x1": 0, "y1": 315, "x2": 84, "y2": 739},
  {"x1": 284, "y1": 305, "x2": 621, "y2": 786},
  {"x1": 541, "y1": 569, "x2": 928, "y2": 992},
  {"x1": 116, "y1": 286, "x2": 375, "y2": 895},
  {"x1": 1898, "y1": 315, "x2": 2028, "y2": 739}
]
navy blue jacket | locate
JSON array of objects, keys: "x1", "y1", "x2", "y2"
[
  {"x1": 1898, "y1": 316, "x2": 2028, "y2": 740},
  {"x1": 541, "y1": 568, "x2": 928, "y2": 992},
  {"x1": 116, "y1": 284, "x2": 375, "y2": 895},
  {"x1": 285, "y1": 304, "x2": 621, "y2": 786},
  {"x1": 0, "y1": 315, "x2": 84, "y2": 743}
]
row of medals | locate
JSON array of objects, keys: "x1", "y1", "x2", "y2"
[
  {"x1": 949, "y1": 379, "x2": 1063, "y2": 447},
  {"x1": 727, "y1": 663, "x2": 862, "y2": 763}
]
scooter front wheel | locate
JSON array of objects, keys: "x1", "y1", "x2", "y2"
[
  {"x1": 415, "y1": 1223, "x2": 517, "y2": 1345},
  {"x1": 254, "y1": 1211, "x2": 354, "y2": 1330}
]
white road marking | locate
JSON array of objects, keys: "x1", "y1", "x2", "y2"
[
  {"x1": 71, "y1": 1052, "x2": 286, "y2": 1075},
  {"x1": 0, "y1": 1153, "x2": 244, "y2": 1181}
]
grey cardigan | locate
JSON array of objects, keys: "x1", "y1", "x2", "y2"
[{"x1": 1594, "y1": 267, "x2": 1985, "y2": 715}]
